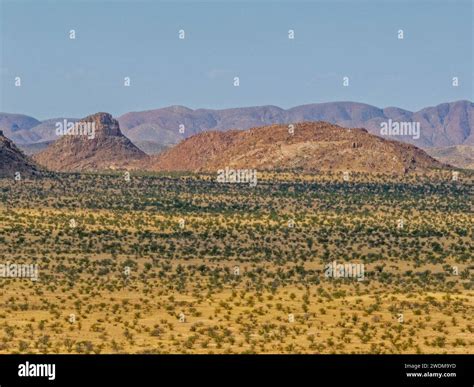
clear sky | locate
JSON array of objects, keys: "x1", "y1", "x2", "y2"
[{"x1": 0, "y1": 0, "x2": 472, "y2": 119}]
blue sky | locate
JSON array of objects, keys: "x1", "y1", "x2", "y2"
[{"x1": 0, "y1": 0, "x2": 472, "y2": 119}]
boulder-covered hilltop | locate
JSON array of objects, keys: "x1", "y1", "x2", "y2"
[{"x1": 145, "y1": 121, "x2": 447, "y2": 175}]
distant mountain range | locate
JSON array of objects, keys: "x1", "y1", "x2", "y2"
[
  {"x1": 0, "y1": 112, "x2": 453, "y2": 176},
  {"x1": 26, "y1": 111, "x2": 447, "y2": 175},
  {"x1": 1, "y1": 101, "x2": 473, "y2": 151},
  {"x1": 1, "y1": 101, "x2": 472, "y2": 173}
]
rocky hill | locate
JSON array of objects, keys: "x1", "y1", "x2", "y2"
[
  {"x1": 147, "y1": 122, "x2": 446, "y2": 175},
  {"x1": 33, "y1": 113, "x2": 147, "y2": 172}
]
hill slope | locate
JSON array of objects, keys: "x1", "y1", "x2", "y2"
[
  {"x1": 0, "y1": 130, "x2": 40, "y2": 178},
  {"x1": 424, "y1": 145, "x2": 474, "y2": 170}
]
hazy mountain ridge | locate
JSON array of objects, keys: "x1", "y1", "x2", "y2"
[
  {"x1": 0, "y1": 113, "x2": 41, "y2": 145},
  {"x1": 121, "y1": 100, "x2": 474, "y2": 149},
  {"x1": 2, "y1": 101, "x2": 472, "y2": 150}
]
